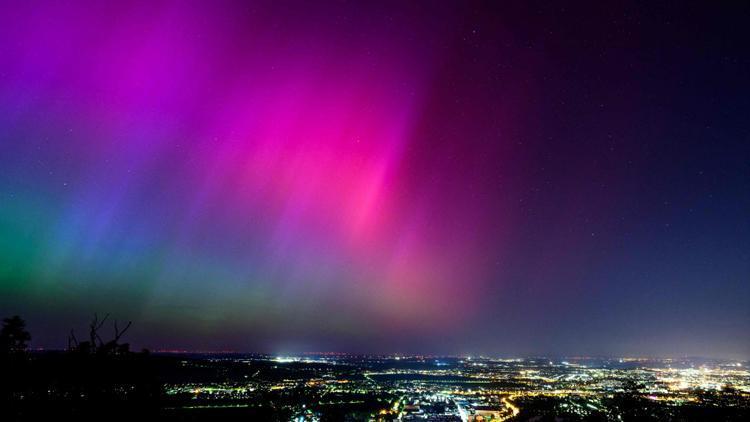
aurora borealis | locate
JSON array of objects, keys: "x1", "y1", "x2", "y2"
[{"x1": 1, "y1": 2, "x2": 748, "y2": 358}]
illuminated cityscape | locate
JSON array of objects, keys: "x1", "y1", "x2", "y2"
[{"x1": 160, "y1": 354, "x2": 750, "y2": 420}]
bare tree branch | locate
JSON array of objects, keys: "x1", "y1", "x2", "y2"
[
  {"x1": 96, "y1": 313, "x2": 109, "y2": 330},
  {"x1": 114, "y1": 320, "x2": 132, "y2": 342},
  {"x1": 68, "y1": 329, "x2": 79, "y2": 349}
]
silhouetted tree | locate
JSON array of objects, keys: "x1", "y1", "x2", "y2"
[
  {"x1": 99, "y1": 319, "x2": 132, "y2": 356},
  {"x1": 69, "y1": 313, "x2": 135, "y2": 357},
  {"x1": 0, "y1": 315, "x2": 31, "y2": 357}
]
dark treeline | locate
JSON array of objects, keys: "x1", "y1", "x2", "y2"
[
  {"x1": 0, "y1": 314, "x2": 160, "y2": 421},
  {"x1": 0, "y1": 315, "x2": 291, "y2": 421}
]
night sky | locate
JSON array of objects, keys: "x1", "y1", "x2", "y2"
[{"x1": 1, "y1": 1, "x2": 748, "y2": 359}]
